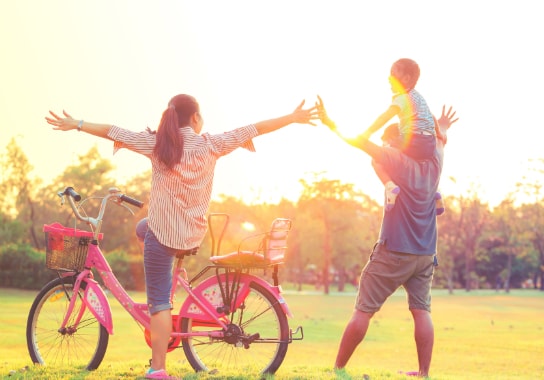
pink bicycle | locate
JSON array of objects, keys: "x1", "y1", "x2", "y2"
[{"x1": 26, "y1": 186, "x2": 303, "y2": 375}]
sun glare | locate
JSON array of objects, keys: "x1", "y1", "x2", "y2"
[{"x1": 241, "y1": 222, "x2": 256, "y2": 232}]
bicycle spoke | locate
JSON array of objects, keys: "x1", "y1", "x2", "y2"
[
  {"x1": 27, "y1": 278, "x2": 109, "y2": 370},
  {"x1": 181, "y1": 281, "x2": 289, "y2": 374}
]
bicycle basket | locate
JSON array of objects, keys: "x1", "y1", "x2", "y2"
[{"x1": 43, "y1": 222, "x2": 103, "y2": 271}]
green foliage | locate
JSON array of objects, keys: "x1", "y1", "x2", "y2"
[
  {"x1": 1, "y1": 142, "x2": 544, "y2": 292},
  {"x1": 106, "y1": 249, "x2": 145, "y2": 291},
  {"x1": 0, "y1": 137, "x2": 38, "y2": 217},
  {"x1": 0, "y1": 213, "x2": 26, "y2": 244},
  {"x1": 0, "y1": 244, "x2": 55, "y2": 289}
]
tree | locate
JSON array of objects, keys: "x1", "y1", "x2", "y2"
[
  {"x1": 515, "y1": 158, "x2": 544, "y2": 290},
  {"x1": 515, "y1": 202, "x2": 544, "y2": 290},
  {"x1": 0, "y1": 137, "x2": 42, "y2": 246},
  {"x1": 438, "y1": 187, "x2": 490, "y2": 291},
  {"x1": 480, "y1": 198, "x2": 529, "y2": 292},
  {"x1": 36, "y1": 146, "x2": 124, "y2": 252},
  {"x1": 298, "y1": 174, "x2": 381, "y2": 294},
  {"x1": 436, "y1": 194, "x2": 464, "y2": 293}
]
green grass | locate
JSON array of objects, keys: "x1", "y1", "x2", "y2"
[{"x1": 1, "y1": 286, "x2": 543, "y2": 379}]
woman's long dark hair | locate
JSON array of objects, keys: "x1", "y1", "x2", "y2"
[{"x1": 154, "y1": 94, "x2": 199, "y2": 169}]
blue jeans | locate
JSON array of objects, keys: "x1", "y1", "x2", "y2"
[{"x1": 143, "y1": 228, "x2": 176, "y2": 315}]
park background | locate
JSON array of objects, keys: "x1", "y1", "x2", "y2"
[
  {"x1": 1, "y1": 0, "x2": 544, "y2": 292},
  {"x1": 1, "y1": 1, "x2": 544, "y2": 379}
]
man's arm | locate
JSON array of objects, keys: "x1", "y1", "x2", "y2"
[{"x1": 317, "y1": 96, "x2": 458, "y2": 161}]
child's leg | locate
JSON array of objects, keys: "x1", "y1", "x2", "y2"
[
  {"x1": 400, "y1": 134, "x2": 445, "y2": 215},
  {"x1": 372, "y1": 159, "x2": 400, "y2": 212},
  {"x1": 435, "y1": 192, "x2": 445, "y2": 216}
]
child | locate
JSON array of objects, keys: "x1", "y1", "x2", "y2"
[{"x1": 366, "y1": 58, "x2": 444, "y2": 213}]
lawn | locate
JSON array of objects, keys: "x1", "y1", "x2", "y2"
[{"x1": 1, "y1": 286, "x2": 543, "y2": 379}]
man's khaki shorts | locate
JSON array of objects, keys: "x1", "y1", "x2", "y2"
[{"x1": 355, "y1": 242, "x2": 435, "y2": 313}]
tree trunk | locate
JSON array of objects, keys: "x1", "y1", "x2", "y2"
[
  {"x1": 447, "y1": 272, "x2": 454, "y2": 294},
  {"x1": 337, "y1": 266, "x2": 346, "y2": 292},
  {"x1": 465, "y1": 248, "x2": 473, "y2": 292},
  {"x1": 322, "y1": 220, "x2": 331, "y2": 295},
  {"x1": 504, "y1": 251, "x2": 512, "y2": 293}
]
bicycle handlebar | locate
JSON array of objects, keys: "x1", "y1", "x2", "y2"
[
  {"x1": 120, "y1": 194, "x2": 144, "y2": 208},
  {"x1": 63, "y1": 186, "x2": 82, "y2": 202},
  {"x1": 58, "y1": 186, "x2": 144, "y2": 235}
]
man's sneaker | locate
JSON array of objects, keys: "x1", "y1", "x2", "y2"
[
  {"x1": 145, "y1": 368, "x2": 179, "y2": 380},
  {"x1": 436, "y1": 192, "x2": 445, "y2": 216},
  {"x1": 385, "y1": 185, "x2": 400, "y2": 212}
]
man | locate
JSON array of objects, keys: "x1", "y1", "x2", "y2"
[{"x1": 316, "y1": 96, "x2": 458, "y2": 378}]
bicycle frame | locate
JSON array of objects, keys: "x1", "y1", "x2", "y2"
[
  {"x1": 57, "y1": 238, "x2": 294, "y2": 341},
  {"x1": 29, "y1": 186, "x2": 303, "y2": 374}
]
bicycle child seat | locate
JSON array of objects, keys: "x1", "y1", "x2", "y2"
[{"x1": 210, "y1": 218, "x2": 291, "y2": 267}]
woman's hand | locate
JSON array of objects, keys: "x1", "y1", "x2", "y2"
[
  {"x1": 291, "y1": 100, "x2": 319, "y2": 126},
  {"x1": 45, "y1": 110, "x2": 79, "y2": 131}
]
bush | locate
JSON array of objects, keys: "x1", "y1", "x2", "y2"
[
  {"x1": 0, "y1": 244, "x2": 56, "y2": 289},
  {"x1": 106, "y1": 250, "x2": 145, "y2": 291},
  {"x1": 0, "y1": 243, "x2": 145, "y2": 291}
]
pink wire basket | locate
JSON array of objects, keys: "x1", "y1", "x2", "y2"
[{"x1": 43, "y1": 222, "x2": 103, "y2": 271}]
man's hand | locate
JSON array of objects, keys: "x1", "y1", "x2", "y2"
[{"x1": 316, "y1": 95, "x2": 337, "y2": 130}]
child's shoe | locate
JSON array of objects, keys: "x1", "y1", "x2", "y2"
[
  {"x1": 145, "y1": 368, "x2": 179, "y2": 380},
  {"x1": 435, "y1": 192, "x2": 445, "y2": 216},
  {"x1": 385, "y1": 182, "x2": 400, "y2": 212}
]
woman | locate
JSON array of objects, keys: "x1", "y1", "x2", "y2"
[{"x1": 46, "y1": 94, "x2": 318, "y2": 380}]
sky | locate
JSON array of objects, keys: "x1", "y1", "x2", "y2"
[{"x1": 1, "y1": 1, "x2": 543, "y2": 207}]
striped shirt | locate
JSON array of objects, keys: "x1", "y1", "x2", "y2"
[
  {"x1": 392, "y1": 89, "x2": 435, "y2": 135},
  {"x1": 108, "y1": 124, "x2": 258, "y2": 250}
]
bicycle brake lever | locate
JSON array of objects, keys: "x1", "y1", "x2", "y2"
[
  {"x1": 112, "y1": 199, "x2": 136, "y2": 216},
  {"x1": 57, "y1": 192, "x2": 66, "y2": 206}
]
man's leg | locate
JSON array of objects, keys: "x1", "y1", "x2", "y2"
[
  {"x1": 410, "y1": 309, "x2": 434, "y2": 377},
  {"x1": 335, "y1": 309, "x2": 374, "y2": 369}
]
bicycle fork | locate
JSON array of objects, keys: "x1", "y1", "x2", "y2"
[{"x1": 58, "y1": 271, "x2": 114, "y2": 335}]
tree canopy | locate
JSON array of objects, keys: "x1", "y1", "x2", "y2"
[{"x1": 1, "y1": 140, "x2": 543, "y2": 292}]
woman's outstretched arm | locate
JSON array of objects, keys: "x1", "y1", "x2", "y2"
[{"x1": 45, "y1": 110, "x2": 113, "y2": 140}]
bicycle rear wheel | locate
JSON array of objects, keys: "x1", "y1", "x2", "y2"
[
  {"x1": 26, "y1": 276, "x2": 109, "y2": 370},
  {"x1": 181, "y1": 281, "x2": 289, "y2": 375}
]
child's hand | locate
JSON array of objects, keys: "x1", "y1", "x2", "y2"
[{"x1": 436, "y1": 105, "x2": 458, "y2": 144}]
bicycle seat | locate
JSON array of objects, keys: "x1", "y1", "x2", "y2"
[{"x1": 210, "y1": 250, "x2": 267, "y2": 266}]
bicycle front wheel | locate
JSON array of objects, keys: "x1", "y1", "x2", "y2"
[
  {"x1": 26, "y1": 276, "x2": 109, "y2": 370},
  {"x1": 181, "y1": 281, "x2": 289, "y2": 375}
]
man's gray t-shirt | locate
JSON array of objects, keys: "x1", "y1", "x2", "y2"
[{"x1": 376, "y1": 147, "x2": 443, "y2": 255}]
